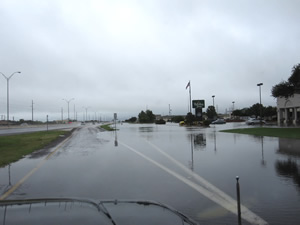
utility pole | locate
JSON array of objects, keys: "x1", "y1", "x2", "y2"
[
  {"x1": 62, "y1": 98, "x2": 74, "y2": 123},
  {"x1": 74, "y1": 104, "x2": 76, "y2": 121},
  {"x1": 61, "y1": 107, "x2": 63, "y2": 123},
  {"x1": 257, "y1": 83, "x2": 263, "y2": 125},
  {"x1": 0, "y1": 71, "x2": 21, "y2": 125},
  {"x1": 31, "y1": 100, "x2": 34, "y2": 121}
]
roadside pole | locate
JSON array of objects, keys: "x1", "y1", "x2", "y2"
[{"x1": 46, "y1": 115, "x2": 49, "y2": 131}]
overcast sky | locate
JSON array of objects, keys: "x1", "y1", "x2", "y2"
[{"x1": 1, "y1": 0, "x2": 299, "y2": 121}]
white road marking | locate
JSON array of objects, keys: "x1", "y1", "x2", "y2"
[{"x1": 120, "y1": 140, "x2": 268, "y2": 225}]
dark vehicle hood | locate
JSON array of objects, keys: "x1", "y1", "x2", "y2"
[{"x1": 0, "y1": 198, "x2": 198, "y2": 225}]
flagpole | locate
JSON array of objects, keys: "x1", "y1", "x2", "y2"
[{"x1": 189, "y1": 81, "x2": 192, "y2": 113}]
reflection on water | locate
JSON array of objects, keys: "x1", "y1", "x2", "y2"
[
  {"x1": 277, "y1": 138, "x2": 300, "y2": 157},
  {"x1": 0, "y1": 164, "x2": 12, "y2": 198},
  {"x1": 187, "y1": 133, "x2": 206, "y2": 150},
  {"x1": 114, "y1": 130, "x2": 118, "y2": 147},
  {"x1": 260, "y1": 137, "x2": 266, "y2": 167},
  {"x1": 139, "y1": 127, "x2": 154, "y2": 132},
  {"x1": 188, "y1": 133, "x2": 206, "y2": 170},
  {"x1": 276, "y1": 138, "x2": 300, "y2": 192},
  {"x1": 275, "y1": 159, "x2": 300, "y2": 192}
]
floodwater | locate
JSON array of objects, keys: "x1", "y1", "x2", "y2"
[{"x1": 0, "y1": 122, "x2": 300, "y2": 225}]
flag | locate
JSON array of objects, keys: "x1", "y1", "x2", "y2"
[{"x1": 186, "y1": 81, "x2": 190, "y2": 89}]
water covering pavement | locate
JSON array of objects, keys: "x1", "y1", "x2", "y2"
[{"x1": 0, "y1": 122, "x2": 300, "y2": 224}]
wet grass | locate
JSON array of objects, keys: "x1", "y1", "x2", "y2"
[
  {"x1": 0, "y1": 130, "x2": 67, "y2": 167},
  {"x1": 221, "y1": 127, "x2": 300, "y2": 139},
  {"x1": 99, "y1": 124, "x2": 115, "y2": 131}
]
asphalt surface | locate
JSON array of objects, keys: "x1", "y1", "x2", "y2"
[
  {"x1": 2, "y1": 122, "x2": 299, "y2": 224},
  {"x1": 0, "y1": 123, "x2": 260, "y2": 225}
]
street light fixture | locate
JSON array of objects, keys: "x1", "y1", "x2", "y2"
[
  {"x1": 62, "y1": 98, "x2": 74, "y2": 123},
  {"x1": 257, "y1": 83, "x2": 263, "y2": 124},
  {"x1": 0, "y1": 71, "x2": 21, "y2": 125}
]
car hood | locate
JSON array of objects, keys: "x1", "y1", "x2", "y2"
[{"x1": 0, "y1": 198, "x2": 198, "y2": 225}]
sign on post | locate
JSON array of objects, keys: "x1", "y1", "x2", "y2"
[{"x1": 192, "y1": 100, "x2": 205, "y2": 108}]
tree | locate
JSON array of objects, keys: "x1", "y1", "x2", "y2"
[
  {"x1": 249, "y1": 103, "x2": 263, "y2": 118},
  {"x1": 146, "y1": 110, "x2": 155, "y2": 123},
  {"x1": 138, "y1": 110, "x2": 155, "y2": 123},
  {"x1": 271, "y1": 81, "x2": 294, "y2": 98},
  {"x1": 264, "y1": 106, "x2": 277, "y2": 118},
  {"x1": 232, "y1": 109, "x2": 243, "y2": 117},
  {"x1": 272, "y1": 63, "x2": 300, "y2": 98},
  {"x1": 206, "y1": 106, "x2": 217, "y2": 120},
  {"x1": 289, "y1": 64, "x2": 300, "y2": 87},
  {"x1": 185, "y1": 112, "x2": 196, "y2": 125},
  {"x1": 126, "y1": 117, "x2": 137, "y2": 123}
]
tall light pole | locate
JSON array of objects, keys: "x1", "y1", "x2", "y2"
[
  {"x1": 0, "y1": 71, "x2": 21, "y2": 125},
  {"x1": 212, "y1": 95, "x2": 215, "y2": 107},
  {"x1": 82, "y1": 107, "x2": 90, "y2": 122},
  {"x1": 62, "y1": 98, "x2": 74, "y2": 123},
  {"x1": 257, "y1": 83, "x2": 263, "y2": 124}
]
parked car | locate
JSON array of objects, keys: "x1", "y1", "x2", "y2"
[
  {"x1": 246, "y1": 118, "x2": 266, "y2": 125},
  {"x1": 211, "y1": 118, "x2": 226, "y2": 124}
]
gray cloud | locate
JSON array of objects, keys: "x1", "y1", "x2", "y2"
[{"x1": 1, "y1": 0, "x2": 299, "y2": 121}]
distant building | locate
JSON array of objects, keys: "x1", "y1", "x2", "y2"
[{"x1": 277, "y1": 94, "x2": 300, "y2": 125}]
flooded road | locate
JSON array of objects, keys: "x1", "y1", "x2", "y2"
[{"x1": 1, "y1": 122, "x2": 300, "y2": 224}]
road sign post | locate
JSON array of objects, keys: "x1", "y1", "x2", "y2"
[{"x1": 192, "y1": 100, "x2": 205, "y2": 121}]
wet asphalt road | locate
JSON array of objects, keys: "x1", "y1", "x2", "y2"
[{"x1": 1, "y1": 122, "x2": 300, "y2": 225}]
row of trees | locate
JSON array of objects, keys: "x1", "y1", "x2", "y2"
[
  {"x1": 138, "y1": 110, "x2": 156, "y2": 123},
  {"x1": 127, "y1": 103, "x2": 276, "y2": 124},
  {"x1": 205, "y1": 104, "x2": 277, "y2": 120},
  {"x1": 232, "y1": 104, "x2": 277, "y2": 119}
]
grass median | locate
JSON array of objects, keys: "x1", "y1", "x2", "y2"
[
  {"x1": 220, "y1": 127, "x2": 300, "y2": 139},
  {"x1": 99, "y1": 124, "x2": 115, "y2": 131},
  {"x1": 0, "y1": 130, "x2": 68, "y2": 167}
]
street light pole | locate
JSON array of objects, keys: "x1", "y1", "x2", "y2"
[
  {"x1": 257, "y1": 83, "x2": 263, "y2": 124},
  {"x1": 62, "y1": 98, "x2": 74, "y2": 123},
  {"x1": 82, "y1": 107, "x2": 90, "y2": 122},
  {"x1": 0, "y1": 71, "x2": 21, "y2": 125}
]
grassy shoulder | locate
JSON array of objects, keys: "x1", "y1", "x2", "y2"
[
  {"x1": 0, "y1": 130, "x2": 68, "y2": 167},
  {"x1": 99, "y1": 124, "x2": 115, "y2": 131},
  {"x1": 220, "y1": 127, "x2": 300, "y2": 139}
]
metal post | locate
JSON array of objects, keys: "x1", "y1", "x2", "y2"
[
  {"x1": 0, "y1": 71, "x2": 21, "y2": 126},
  {"x1": 31, "y1": 100, "x2": 34, "y2": 121},
  {"x1": 257, "y1": 83, "x2": 263, "y2": 125},
  {"x1": 61, "y1": 107, "x2": 63, "y2": 123},
  {"x1": 236, "y1": 176, "x2": 242, "y2": 225},
  {"x1": 189, "y1": 82, "x2": 192, "y2": 113},
  {"x1": 46, "y1": 115, "x2": 49, "y2": 131},
  {"x1": 62, "y1": 98, "x2": 74, "y2": 123}
]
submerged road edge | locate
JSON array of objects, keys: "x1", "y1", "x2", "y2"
[{"x1": 0, "y1": 131, "x2": 75, "y2": 200}]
